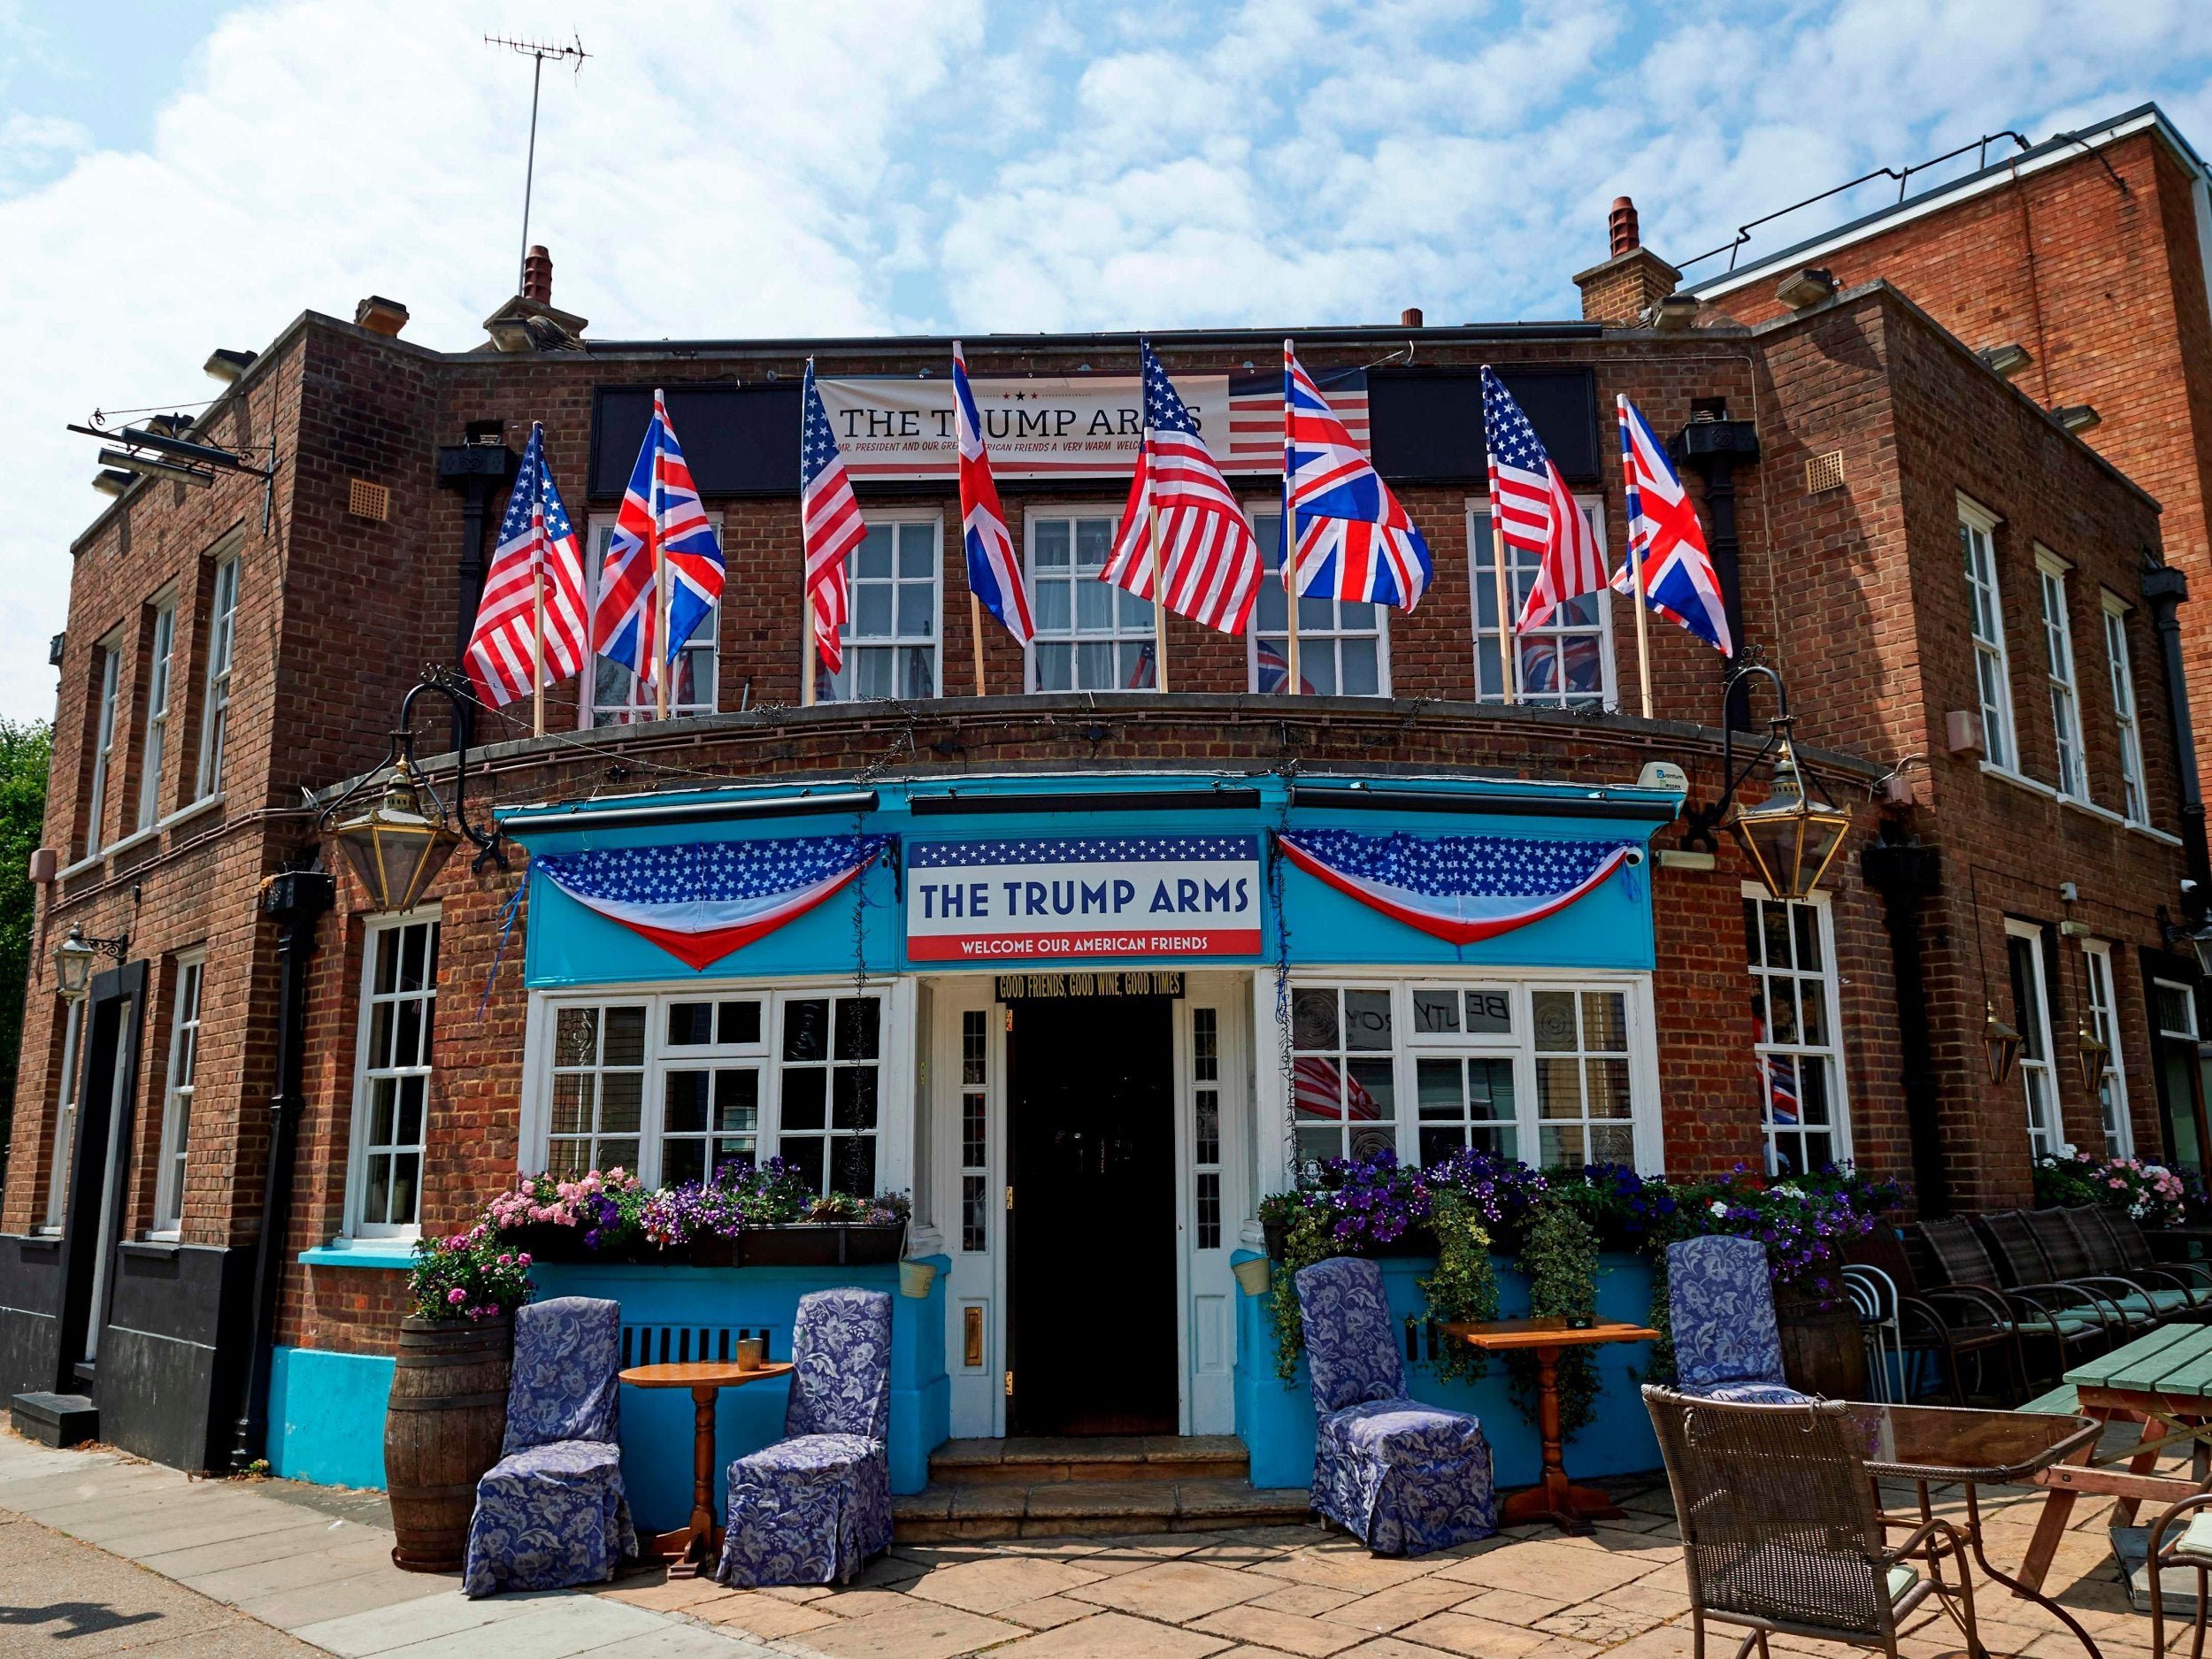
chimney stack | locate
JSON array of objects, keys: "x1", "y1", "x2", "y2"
[
  {"x1": 523, "y1": 245, "x2": 554, "y2": 305},
  {"x1": 1401, "y1": 307, "x2": 1424, "y2": 327},
  {"x1": 1609, "y1": 196, "x2": 1640, "y2": 257},
  {"x1": 1572, "y1": 194, "x2": 1680, "y2": 327}
]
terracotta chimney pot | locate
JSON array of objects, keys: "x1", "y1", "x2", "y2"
[{"x1": 523, "y1": 245, "x2": 554, "y2": 304}]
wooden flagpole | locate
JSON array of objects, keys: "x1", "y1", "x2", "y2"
[
  {"x1": 802, "y1": 594, "x2": 818, "y2": 707},
  {"x1": 652, "y1": 543, "x2": 668, "y2": 721},
  {"x1": 1487, "y1": 457, "x2": 1516, "y2": 706},
  {"x1": 969, "y1": 593, "x2": 986, "y2": 696},
  {"x1": 530, "y1": 566, "x2": 547, "y2": 737},
  {"x1": 1620, "y1": 397, "x2": 1655, "y2": 719},
  {"x1": 1281, "y1": 339, "x2": 1300, "y2": 696},
  {"x1": 1145, "y1": 427, "x2": 1170, "y2": 694}
]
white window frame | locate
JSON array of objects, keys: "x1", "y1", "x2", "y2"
[
  {"x1": 1742, "y1": 884, "x2": 1852, "y2": 1176},
  {"x1": 1959, "y1": 496, "x2": 2018, "y2": 774},
  {"x1": 580, "y1": 515, "x2": 722, "y2": 726},
  {"x1": 520, "y1": 978, "x2": 915, "y2": 1198},
  {"x1": 347, "y1": 909, "x2": 441, "y2": 1239},
  {"x1": 2036, "y1": 549, "x2": 2085, "y2": 801},
  {"x1": 1271, "y1": 972, "x2": 1663, "y2": 1183},
  {"x1": 42, "y1": 999, "x2": 85, "y2": 1231},
  {"x1": 195, "y1": 549, "x2": 240, "y2": 800},
  {"x1": 2082, "y1": 939, "x2": 2132, "y2": 1160},
  {"x1": 2103, "y1": 594, "x2": 2150, "y2": 827},
  {"x1": 1467, "y1": 496, "x2": 1617, "y2": 710},
  {"x1": 1024, "y1": 504, "x2": 1158, "y2": 693},
  {"x1": 1244, "y1": 503, "x2": 1392, "y2": 697},
  {"x1": 2006, "y1": 918, "x2": 2062, "y2": 1161},
  {"x1": 136, "y1": 599, "x2": 176, "y2": 833},
  {"x1": 818, "y1": 512, "x2": 942, "y2": 703},
  {"x1": 151, "y1": 951, "x2": 205, "y2": 1238},
  {"x1": 85, "y1": 637, "x2": 121, "y2": 856}
]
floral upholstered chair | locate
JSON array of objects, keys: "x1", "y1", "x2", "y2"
[
  {"x1": 715, "y1": 1288, "x2": 894, "y2": 1586},
  {"x1": 463, "y1": 1296, "x2": 637, "y2": 1597},
  {"x1": 1294, "y1": 1256, "x2": 1496, "y2": 1556},
  {"x1": 1668, "y1": 1235, "x2": 1813, "y2": 1404}
]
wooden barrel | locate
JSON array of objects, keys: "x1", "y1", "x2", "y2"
[
  {"x1": 1775, "y1": 1289, "x2": 1870, "y2": 1400},
  {"x1": 383, "y1": 1314, "x2": 512, "y2": 1572}
]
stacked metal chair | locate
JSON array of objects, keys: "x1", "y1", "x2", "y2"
[{"x1": 1907, "y1": 1217, "x2": 2126, "y2": 1384}]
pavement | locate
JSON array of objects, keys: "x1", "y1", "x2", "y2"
[{"x1": 0, "y1": 1422, "x2": 2176, "y2": 1659}]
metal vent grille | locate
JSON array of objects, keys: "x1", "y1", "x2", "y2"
[
  {"x1": 347, "y1": 479, "x2": 390, "y2": 521},
  {"x1": 1805, "y1": 450, "x2": 1846, "y2": 494}
]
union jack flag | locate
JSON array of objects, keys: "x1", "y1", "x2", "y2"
[
  {"x1": 953, "y1": 342, "x2": 1033, "y2": 646},
  {"x1": 801, "y1": 361, "x2": 865, "y2": 675},
  {"x1": 593, "y1": 390, "x2": 726, "y2": 685},
  {"x1": 1613, "y1": 394, "x2": 1732, "y2": 655},
  {"x1": 1283, "y1": 341, "x2": 1431, "y2": 611},
  {"x1": 1254, "y1": 637, "x2": 1316, "y2": 695},
  {"x1": 1102, "y1": 342, "x2": 1263, "y2": 635},
  {"x1": 1482, "y1": 366, "x2": 1603, "y2": 634},
  {"x1": 465, "y1": 422, "x2": 588, "y2": 707}
]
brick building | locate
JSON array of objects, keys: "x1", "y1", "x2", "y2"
[{"x1": 0, "y1": 242, "x2": 2198, "y2": 1482}]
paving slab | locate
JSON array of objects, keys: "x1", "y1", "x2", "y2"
[
  {"x1": 778, "y1": 1596, "x2": 1025, "y2": 1659},
  {"x1": 1067, "y1": 1558, "x2": 1275, "y2": 1621},
  {"x1": 136, "y1": 1520, "x2": 385, "y2": 1578},
  {"x1": 362, "y1": 1592, "x2": 668, "y2": 1659},
  {"x1": 287, "y1": 1586, "x2": 556, "y2": 1655},
  {"x1": 985, "y1": 1609, "x2": 1237, "y2": 1659}
]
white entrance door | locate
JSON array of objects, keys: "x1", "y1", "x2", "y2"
[
  {"x1": 933, "y1": 979, "x2": 1004, "y2": 1439},
  {"x1": 1177, "y1": 975, "x2": 1248, "y2": 1434}
]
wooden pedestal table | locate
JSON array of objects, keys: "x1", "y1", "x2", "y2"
[
  {"x1": 1444, "y1": 1317, "x2": 1659, "y2": 1532},
  {"x1": 618, "y1": 1359, "x2": 794, "y2": 1578}
]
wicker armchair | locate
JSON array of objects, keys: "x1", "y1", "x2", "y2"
[
  {"x1": 1974, "y1": 1210, "x2": 2155, "y2": 1332},
  {"x1": 2031, "y1": 1207, "x2": 2207, "y2": 1320},
  {"x1": 2147, "y1": 1490, "x2": 2212, "y2": 1659},
  {"x1": 2086, "y1": 1209, "x2": 2212, "y2": 1306},
  {"x1": 1644, "y1": 1386, "x2": 1978, "y2": 1659},
  {"x1": 1908, "y1": 1217, "x2": 2123, "y2": 1381}
]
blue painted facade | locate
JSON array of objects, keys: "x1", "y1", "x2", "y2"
[{"x1": 268, "y1": 1345, "x2": 398, "y2": 1489}]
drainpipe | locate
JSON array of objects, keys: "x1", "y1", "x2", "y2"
[
  {"x1": 1673, "y1": 419, "x2": 1761, "y2": 729},
  {"x1": 435, "y1": 441, "x2": 518, "y2": 751},
  {"x1": 2141, "y1": 563, "x2": 2211, "y2": 922},
  {"x1": 229, "y1": 869, "x2": 335, "y2": 1473},
  {"x1": 1860, "y1": 833, "x2": 1947, "y2": 1216}
]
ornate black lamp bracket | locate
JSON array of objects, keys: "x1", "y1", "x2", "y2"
[
  {"x1": 318, "y1": 666, "x2": 509, "y2": 875},
  {"x1": 1679, "y1": 662, "x2": 1790, "y2": 856}
]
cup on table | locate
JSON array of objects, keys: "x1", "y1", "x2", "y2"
[{"x1": 736, "y1": 1335, "x2": 765, "y2": 1372}]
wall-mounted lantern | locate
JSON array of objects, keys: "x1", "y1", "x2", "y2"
[
  {"x1": 1983, "y1": 1002, "x2": 2023, "y2": 1087},
  {"x1": 53, "y1": 922, "x2": 127, "y2": 1000},
  {"x1": 1680, "y1": 663, "x2": 1854, "y2": 902}
]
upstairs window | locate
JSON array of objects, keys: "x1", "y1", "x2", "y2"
[
  {"x1": 1027, "y1": 511, "x2": 1156, "y2": 691},
  {"x1": 2102, "y1": 596, "x2": 2149, "y2": 826},
  {"x1": 352, "y1": 914, "x2": 440, "y2": 1235},
  {"x1": 2082, "y1": 941, "x2": 2131, "y2": 1160},
  {"x1": 820, "y1": 518, "x2": 940, "y2": 703},
  {"x1": 136, "y1": 601, "x2": 175, "y2": 832},
  {"x1": 2036, "y1": 553, "x2": 2084, "y2": 799},
  {"x1": 152, "y1": 953, "x2": 204, "y2": 1236},
  {"x1": 85, "y1": 639, "x2": 120, "y2": 856},
  {"x1": 1959, "y1": 500, "x2": 2016, "y2": 772},
  {"x1": 583, "y1": 517, "x2": 720, "y2": 726},
  {"x1": 1470, "y1": 502, "x2": 1613, "y2": 709},
  {"x1": 1745, "y1": 890, "x2": 1848, "y2": 1175},
  {"x1": 196, "y1": 551, "x2": 240, "y2": 799},
  {"x1": 1248, "y1": 509, "x2": 1387, "y2": 695},
  {"x1": 2007, "y1": 921, "x2": 2059, "y2": 1161}
]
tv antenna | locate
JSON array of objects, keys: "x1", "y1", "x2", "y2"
[{"x1": 486, "y1": 32, "x2": 588, "y2": 296}]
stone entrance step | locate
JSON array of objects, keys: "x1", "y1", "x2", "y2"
[
  {"x1": 899, "y1": 1435, "x2": 1311, "y2": 1540},
  {"x1": 9, "y1": 1392, "x2": 97, "y2": 1448},
  {"x1": 930, "y1": 1433, "x2": 1250, "y2": 1486}
]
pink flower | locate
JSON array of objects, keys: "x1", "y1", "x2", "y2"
[
  {"x1": 517, "y1": 1253, "x2": 532, "y2": 1267},
  {"x1": 497, "y1": 1254, "x2": 513, "y2": 1267},
  {"x1": 447, "y1": 1287, "x2": 466, "y2": 1305},
  {"x1": 2109, "y1": 1178, "x2": 2127, "y2": 1188}
]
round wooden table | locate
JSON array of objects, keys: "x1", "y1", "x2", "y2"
[{"x1": 619, "y1": 1360, "x2": 794, "y2": 1577}]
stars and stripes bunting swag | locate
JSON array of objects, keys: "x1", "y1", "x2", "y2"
[
  {"x1": 1283, "y1": 341, "x2": 1431, "y2": 611},
  {"x1": 801, "y1": 361, "x2": 865, "y2": 676},
  {"x1": 1613, "y1": 394, "x2": 1732, "y2": 656},
  {"x1": 1103, "y1": 341, "x2": 1263, "y2": 635},
  {"x1": 1481, "y1": 366, "x2": 1603, "y2": 633},
  {"x1": 1275, "y1": 828, "x2": 1639, "y2": 947},
  {"x1": 465, "y1": 422, "x2": 588, "y2": 708},
  {"x1": 592, "y1": 390, "x2": 727, "y2": 686},
  {"x1": 953, "y1": 341, "x2": 1034, "y2": 646},
  {"x1": 534, "y1": 836, "x2": 887, "y2": 971}
]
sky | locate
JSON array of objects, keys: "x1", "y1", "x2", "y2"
[{"x1": 1, "y1": 0, "x2": 2208, "y2": 720}]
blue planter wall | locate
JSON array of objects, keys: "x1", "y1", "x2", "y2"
[
  {"x1": 267, "y1": 1345, "x2": 397, "y2": 1489},
  {"x1": 1234, "y1": 1250, "x2": 1664, "y2": 1491}
]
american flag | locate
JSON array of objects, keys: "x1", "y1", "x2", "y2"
[
  {"x1": 1284, "y1": 342, "x2": 1431, "y2": 611},
  {"x1": 1613, "y1": 394, "x2": 1732, "y2": 655},
  {"x1": 536, "y1": 836, "x2": 884, "y2": 972},
  {"x1": 1482, "y1": 366, "x2": 1603, "y2": 635},
  {"x1": 1293, "y1": 1056, "x2": 1382, "y2": 1121},
  {"x1": 953, "y1": 342, "x2": 1033, "y2": 646},
  {"x1": 465, "y1": 422, "x2": 588, "y2": 707},
  {"x1": 1277, "y1": 828, "x2": 1637, "y2": 947},
  {"x1": 593, "y1": 390, "x2": 726, "y2": 687},
  {"x1": 801, "y1": 361, "x2": 865, "y2": 675},
  {"x1": 1102, "y1": 342, "x2": 1263, "y2": 635}
]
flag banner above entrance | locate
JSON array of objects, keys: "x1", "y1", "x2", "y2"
[
  {"x1": 816, "y1": 374, "x2": 1369, "y2": 481},
  {"x1": 1275, "y1": 829, "x2": 1640, "y2": 947},
  {"x1": 534, "y1": 835, "x2": 886, "y2": 971},
  {"x1": 908, "y1": 834, "x2": 1263, "y2": 962}
]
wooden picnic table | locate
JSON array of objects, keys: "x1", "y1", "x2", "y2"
[{"x1": 2016, "y1": 1323, "x2": 2212, "y2": 1594}]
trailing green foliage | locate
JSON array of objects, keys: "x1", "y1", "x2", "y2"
[
  {"x1": 1508, "y1": 1199, "x2": 1602, "y2": 1436},
  {"x1": 1417, "y1": 1193, "x2": 1498, "y2": 1386}
]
